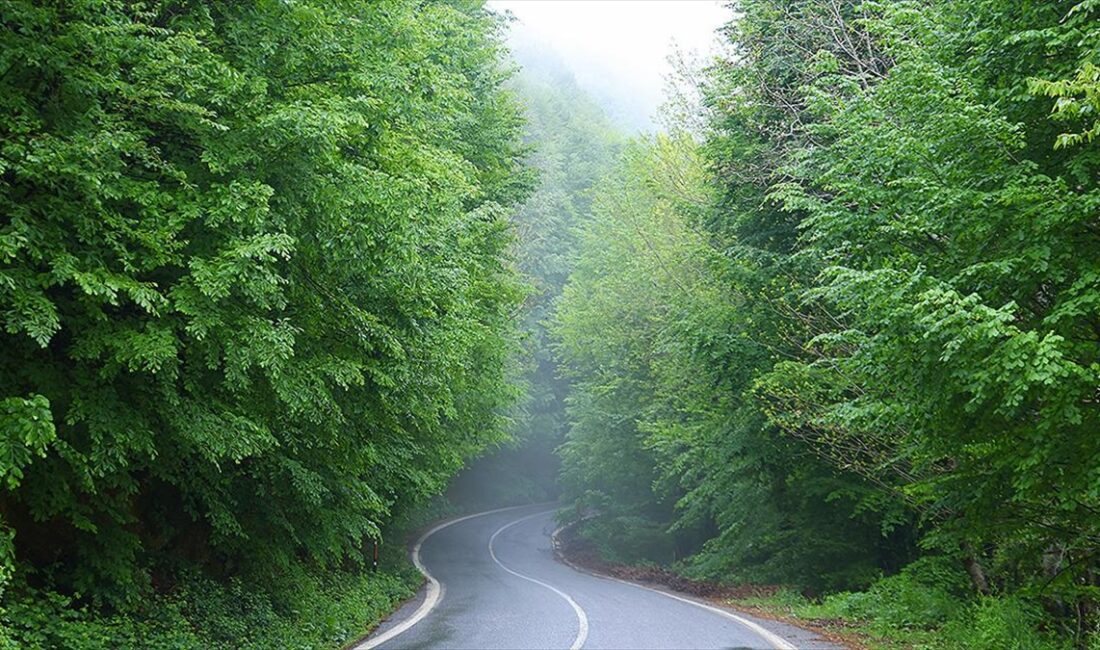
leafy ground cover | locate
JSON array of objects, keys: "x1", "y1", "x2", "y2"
[{"x1": 0, "y1": 555, "x2": 420, "y2": 650}]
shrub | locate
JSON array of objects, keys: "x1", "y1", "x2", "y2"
[
  {"x1": 940, "y1": 597, "x2": 1065, "y2": 650},
  {"x1": 0, "y1": 562, "x2": 419, "y2": 650},
  {"x1": 817, "y1": 557, "x2": 965, "y2": 631},
  {"x1": 580, "y1": 515, "x2": 676, "y2": 565}
]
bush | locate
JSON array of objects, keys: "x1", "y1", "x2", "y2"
[
  {"x1": 0, "y1": 590, "x2": 202, "y2": 650},
  {"x1": 580, "y1": 515, "x2": 677, "y2": 565},
  {"x1": 737, "y1": 567, "x2": 1067, "y2": 650},
  {"x1": 770, "y1": 559, "x2": 1066, "y2": 650},
  {"x1": 940, "y1": 597, "x2": 1065, "y2": 650},
  {"x1": 0, "y1": 562, "x2": 419, "y2": 650},
  {"x1": 816, "y1": 557, "x2": 965, "y2": 631}
]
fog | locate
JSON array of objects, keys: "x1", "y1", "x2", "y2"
[{"x1": 491, "y1": 0, "x2": 728, "y2": 132}]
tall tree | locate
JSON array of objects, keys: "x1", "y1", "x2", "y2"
[
  {"x1": 0, "y1": 0, "x2": 530, "y2": 607},
  {"x1": 449, "y1": 52, "x2": 620, "y2": 506}
]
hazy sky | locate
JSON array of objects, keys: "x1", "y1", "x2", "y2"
[{"x1": 490, "y1": 1, "x2": 729, "y2": 131}]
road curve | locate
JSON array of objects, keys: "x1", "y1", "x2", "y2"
[{"x1": 358, "y1": 505, "x2": 797, "y2": 650}]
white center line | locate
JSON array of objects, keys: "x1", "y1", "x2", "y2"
[
  {"x1": 488, "y1": 511, "x2": 590, "y2": 650},
  {"x1": 354, "y1": 504, "x2": 541, "y2": 650}
]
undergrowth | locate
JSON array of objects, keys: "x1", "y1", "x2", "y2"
[
  {"x1": 0, "y1": 558, "x2": 420, "y2": 650},
  {"x1": 732, "y1": 557, "x2": 1094, "y2": 649}
]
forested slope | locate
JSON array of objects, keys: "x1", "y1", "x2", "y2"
[
  {"x1": 0, "y1": 1, "x2": 529, "y2": 646},
  {"x1": 555, "y1": 0, "x2": 1100, "y2": 647}
]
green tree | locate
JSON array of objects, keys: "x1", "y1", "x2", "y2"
[
  {"x1": 554, "y1": 129, "x2": 904, "y2": 587},
  {"x1": 754, "y1": 0, "x2": 1100, "y2": 617},
  {"x1": 449, "y1": 55, "x2": 621, "y2": 506},
  {"x1": 557, "y1": 2, "x2": 1100, "y2": 640},
  {"x1": 0, "y1": 0, "x2": 530, "y2": 613}
]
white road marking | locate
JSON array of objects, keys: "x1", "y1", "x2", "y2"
[
  {"x1": 360, "y1": 506, "x2": 789, "y2": 650},
  {"x1": 607, "y1": 579, "x2": 797, "y2": 650},
  {"x1": 488, "y1": 511, "x2": 590, "y2": 650},
  {"x1": 353, "y1": 504, "x2": 541, "y2": 650},
  {"x1": 551, "y1": 525, "x2": 796, "y2": 650}
]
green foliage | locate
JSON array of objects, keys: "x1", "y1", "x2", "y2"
[
  {"x1": 553, "y1": 134, "x2": 716, "y2": 565},
  {"x1": 737, "y1": 0, "x2": 1100, "y2": 616},
  {"x1": 553, "y1": 0, "x2": 1100, "y2": 643},
  {"x1": 0, "y1": 395, "x2": 54, "y2": 490},
  {"x1": 1030, "y1": 61, "x2": 1100, "y2": 148},
  {"x1": 553, "y1": 131, "x2": 895, "y2": 586},
  {"x1": 0, "y1": 0, "x2": 529, "y2": 635},
  {"x1": 743, "y1": 584, "x2": 1065, "y2": 650},
  {"x1": 1022, "y1": 0, "x2": 1100, "y2": 150},
  {"x1": 579, "y1": 515, "x2": 677, "y2": 566},
  {"x1": 818, "y1": 558, "x2": 967, "y2": 631},
  {"x1": 449, "y1": 55, "x2": 621, "y2": 508},
  {"x1": 940, "y1": 597, "x2": 1062, "y2": 650},
  {"x1": 0, "y1": 562, "x2": 418, "y2": 650}
]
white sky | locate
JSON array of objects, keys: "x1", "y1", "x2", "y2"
[{"x1": 490, "y1": 1, "x2": 729, "y2": 132}]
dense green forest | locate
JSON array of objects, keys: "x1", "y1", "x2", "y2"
[
  {"x1": 555, "y1": 0, "x2": 1100, "y2": 647},
  {"x1": 2, "y1": 0, "x2": 1099, "y2": 648},
  {"x1": 0, "y1": 1, "x2": 532, "y2": 646}
]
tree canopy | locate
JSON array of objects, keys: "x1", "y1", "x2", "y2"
[
  {"x1": 554, "y1": 0, "x2": 1100, "y2": 644},
  {"x1": 0, "y1": 0, "x2": 529, "y2": 610}
]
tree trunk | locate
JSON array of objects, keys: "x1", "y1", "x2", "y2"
[{"x1": 960, "y1": 541, "x2": 991, "y2": 595}]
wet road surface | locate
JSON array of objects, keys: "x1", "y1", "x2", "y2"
[{"x1": 360, "y1": 505, "x2": 808, "y2": 649}]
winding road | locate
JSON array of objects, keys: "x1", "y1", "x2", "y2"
[{"x1": 357, "y1": 505, "x2": 834, "y2": 650}]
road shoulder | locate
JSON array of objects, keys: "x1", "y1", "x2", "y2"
[{"x1": 344, "y1": 582, "x2": 429, "y2": 650}]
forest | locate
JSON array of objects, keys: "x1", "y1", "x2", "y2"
[
  {"x1": 0, "y1": 0, "x2": 1098, "y2": 648},
  {"x1": 554, "y1": 0, "x2": 1100, "y2": 647}
]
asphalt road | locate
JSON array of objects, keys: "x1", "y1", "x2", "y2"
[{"x1": 358, "y1": 505, "x2": 817, "y2": 650}]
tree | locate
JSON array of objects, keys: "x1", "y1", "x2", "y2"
[
  {"x1": 448, "y1": 52, "x2": 621, "y2": 506},
  {"x1": 0, "y1": 0, "x2": 530, "y2": 608}
]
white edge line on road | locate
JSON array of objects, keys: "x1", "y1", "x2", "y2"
[
  {"x1": 488, "y1": 511, "x2": 589, "y2": 650},
  {"x1": 353, "y1": 503, "x2": 545, "y2": 650},
  {"x1": 610, "y1": 579, "x2": 797, "y2": 650},
  {"x1": 551, "y1": 525, "x2": 796, "y2": 650}
]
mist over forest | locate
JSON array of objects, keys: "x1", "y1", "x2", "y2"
[{"x1": 508, "y1": 39, "x2": 653, "y2": 133}]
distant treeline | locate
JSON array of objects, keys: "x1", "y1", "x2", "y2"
[
  {"x1": 555, "y1": 0, "x2": 1099, "y2": 646},
  {"x1": 448, "y1": 46, "x2": 622, "y2": 509}
]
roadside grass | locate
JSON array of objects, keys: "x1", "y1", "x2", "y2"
[
  {"x1": 730, "y1": 577, "x2": 1075, "y2": 650},
  {"x1": 0, "y1": 553, "x2": 421, "y2": 650}
]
